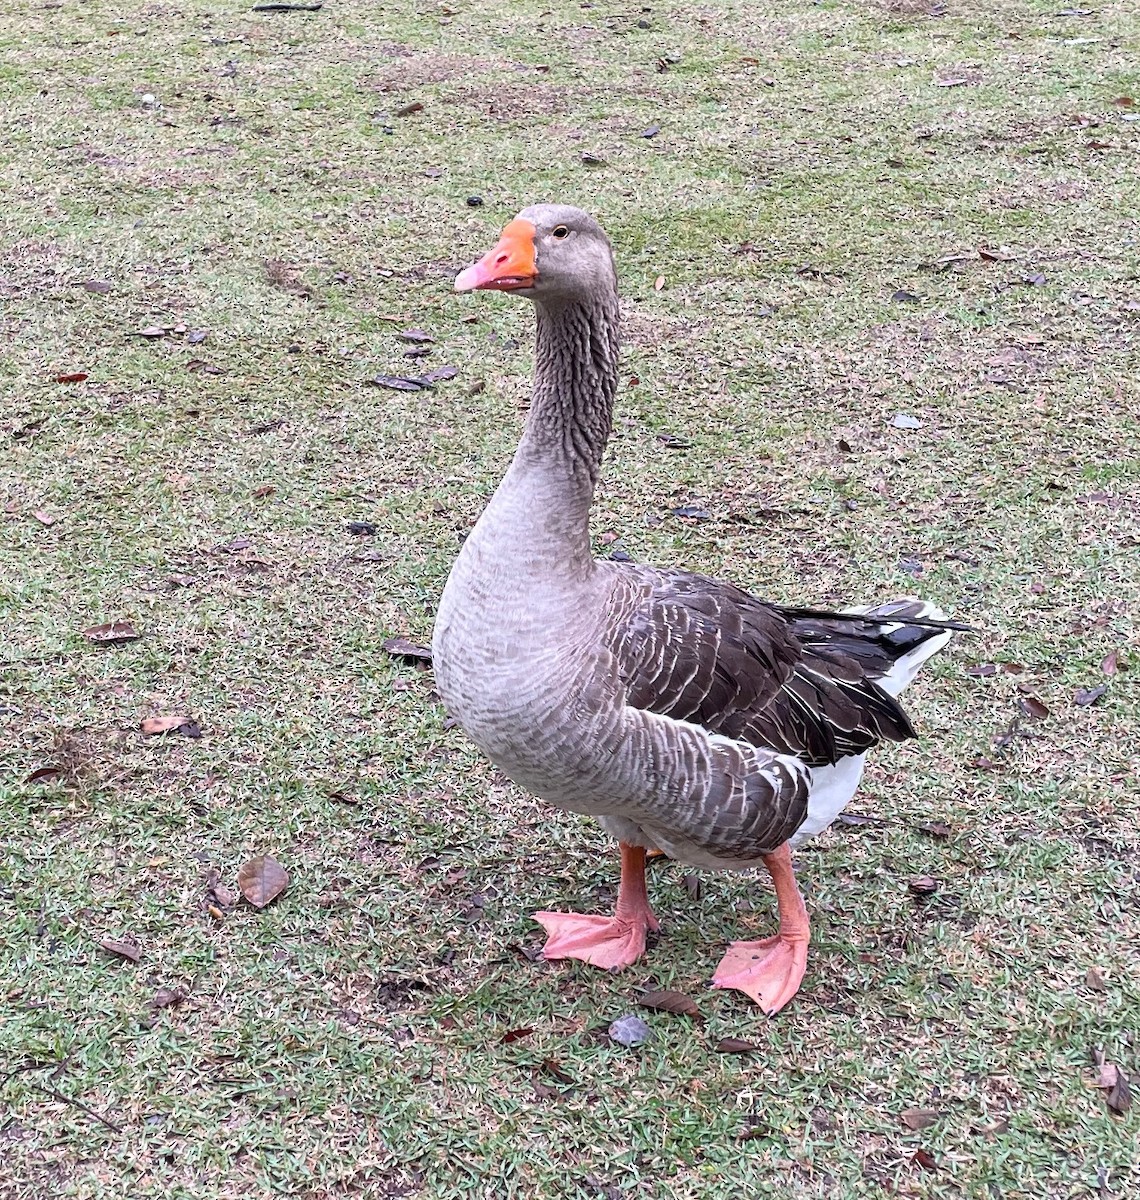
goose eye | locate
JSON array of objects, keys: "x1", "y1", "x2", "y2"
[{"x1": 551, "y1": 225, "x2": 570, "y2": 239}]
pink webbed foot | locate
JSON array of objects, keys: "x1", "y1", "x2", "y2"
[
  {"x1": 533, "y1": 909, "x2": 659, "y2": 971},
  {"x1": 533, "y1": 842, "x2": 659, "y2": 972},
  {"x1": 712, "y1": 933, "x2": 808, "y2": 1015}
]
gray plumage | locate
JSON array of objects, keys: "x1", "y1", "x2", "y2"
[{"x1": 432, "y1": 204, "x2": 956, "y2": 872}]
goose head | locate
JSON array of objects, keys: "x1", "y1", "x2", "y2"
[{"x1": 455, "y1": 203, "x2": 616, "y2": 303}]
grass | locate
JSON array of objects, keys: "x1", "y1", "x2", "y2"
[{"x1": 1, "y1": 0, "x2": 1138, "y2": 1196}]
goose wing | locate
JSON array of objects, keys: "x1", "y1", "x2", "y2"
[{"x1": 608, "y1": 567, "x2": 934, "y2": 768}]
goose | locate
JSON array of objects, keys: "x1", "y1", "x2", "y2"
[{"x1": 432, "y1": 204, "x2": 962, "y2": 1014}]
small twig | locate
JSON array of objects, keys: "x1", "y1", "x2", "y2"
[{"x1": 30, "y1": 1083, "x2": 123, "y2": 1134}]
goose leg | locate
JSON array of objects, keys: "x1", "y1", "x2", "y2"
[
  {"x1": 711, "y1": 842, "x2": 809, "y2": 1015},
  {"x1": 534, "y1": 842, "x2": 660, "y2": 971}
]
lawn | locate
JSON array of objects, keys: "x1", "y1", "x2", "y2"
[{"x1": 1, "y1": 1, "x2": 1138, "y2": 1197}]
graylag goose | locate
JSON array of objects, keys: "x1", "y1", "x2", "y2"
[{"x1": 432, "y1": 204, "x2": 961, "y2": 1014}]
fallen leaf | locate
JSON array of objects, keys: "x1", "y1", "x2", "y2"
[
  {"x1": 671, "y1": 505, "x2": 711, "y2": 520},
  {"x1": 397, "y1": 328, "x2": 433, "y2": 343},
  {"x1": 1001, "y1": 662, "x2": 1025, "y2": 674},
  {"x1": 1085, "y1": 966, "x2": 1107, "y2": 991},
  {"x1": 1018, "y1": 695, "x2": 1050, "y2": 719},
  {"x1": 99, "y1": 938, "x2": 141, "y2": 963},
  {"x1": 640, "y1": 123, "x2": 661, "y2": 138},
  {"x1": 891, "y1": 412, "x2": 923, "y2": 430},
  {"x1": 421, "y1": 365, "x2": 458, "y2": 383},
  {"x1": 966, "y1": 663, "x2": 997, "y2": 677},
  {"x1": 580, "y1": 152, "x2": 607, "y2": 165},
  {"x1": 134, "y1": 325, "x2": 167, "y2": 338},
  {"x1": 366, "y1": 374, "x2": 428, "y2": 391},
  {"x1": 394, "y1": 100, "x2": 424, "y2": 117},
  {"x1": 140, "y1": 715, "x2": 197, "y2": 736},
  {"x1": 900, "y1": 1107, "x2": 940, "y2": 1131},
  {"x1": 654, "y1": 275, "x2": 665, "y2": 292},
  {"x1": 892, "y1": 289, "x2": 920, "y2": 303},
  {"x1": 608, "y1": 1014, "x2": 650, "y2": 1047},
  {"x1": 1101, "y1": 650, "x2": 1122, "y2": 676},
  {"x1": 167, "y1": 573, "x2": 195, "y2": 587},
  {"x1": 714, "y1": 1037, "x2": 759, "y2": 1054},
  {"x1": 934, "y1": 76, "x2": 968, "y2": 87},
  {"x1": 346, "y1": 520, "x2": 377, "y2": 536},
  {"x1": 186, "y1": 359, "x2": 224, "y2": 374},
  {"x1": 1093, "y1": 1056, "x2": 1132, "y2": 1115},
  {"x1": 54, "y1": 372, "x2": 88, "y2": 384},
  {"x1": 908, "y1": 875, "x2": 939, "y2": 897},
  {"x1": 237, "y1": 854, "x2": 289, "y2": 908},
  {"x1": 81, "y1": 279, "x2": 112, "y2": 294},
  {"x1": 682, "y1": 873, "x2": 701, "y2": 899},
  {"x1": 836, "y1": 811, "x2": 886, "y2": 827},
  {"x1": 542, "y1": 1058, "x2": 574, "y2": 1084},
  {"x1": 187, "y1": 329, "x2": 208, "y2": 344},
  {"x1": 32, "y1": 510, "x2": 56, "y2": 526},
  {"x1": 638, "y1": 989, "x2": 702, "y2": 1020},
  {"x1": 25, "y1": 766, "x2": 62, "y2": 784},
  {"x1": 978, "y1": 246, "x2": 1015, "y2": 262},
  {"x1": 1075, "y1": 685, "x2": 1108, "y2": 707},
  {"x1": 383, "y1": 637, "x2": 432, "y2": 662},
  {"x1": 1110, "y1": 96, "x2": 1135, "y2": 108},
  {"x1": 82, "y1": 620, "x2": 140, "y2": 644},
  {"x1": 917, "y1": 820, "x2": 952, "y2": 838},
  {"x1": 150, "y1": 986, "x2": 184, "y2": 1009},
  {"x1": 912, "y1": 1148, "x2": 938, "y2": 1170},
  {"x1": 500, "y1": 1027, "x2": 533, "y2": 1044},
  {"x1": 207, "y1": 904, "x2": 225, "y2": 921},
  {"x1": 1022, "y1": 272, "x2": 1047, "y2": 286},
  {"x1": 252, "y1": 484, "x2": 276, "y2": 498},
  {"x1": 970, "y1": 756, "x2": 998, "y2": 770}
]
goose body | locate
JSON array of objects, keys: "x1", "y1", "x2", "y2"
[{"x1": 433, "y1": 205, "x2": 959, "y2": 1011}]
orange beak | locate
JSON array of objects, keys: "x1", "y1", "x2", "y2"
[{"x1": 455, "y1": 218, "x2": 538, "y2": 292}]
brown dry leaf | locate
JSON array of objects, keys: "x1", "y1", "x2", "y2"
[
  {"x1": 150, "y1": 986, "x2": 185, "y2": 1009},
  {"x1": 394, "y1": 100, "x2": 424, "y2": 117},
  {"x1": 900, "y1": 1107, "x2": 941, "y2": 1131},
  {"x1": 134, "y1": 325, "x2": 167, "y2": 338},
  {"x1": 908, "y1": 875, "x2": 939, "y2": 896},
  {"x1": 966, "y1": 663, "x2": 997, "y2": 677},
  {"x1": 26, "y1": 766, "x2": 62, "y2": 784},
  {"x1": 383, "y1": 636, "x2": 432, "y2": 662},
  {"x1": 1101, "y1": 649, "x2": 1122, "y2": 676},
  {"x1": 83, "y1": 620, "x2": 140, "y2": 644},
  {"x1": 32, "y1": 510, "x2": 56, "y2": 526},
  {"x1": 140, "y1": 715, "x2": 191, "y2": 736},
  {"x1": 500, "y1": 1027, "x2": 533, "y2": 1044},
  {"x1": 653, "y1": 275, "x2": 666, "y2": 292},
  {"x1": 714, "y1": 1037, "x2": 759, "y2": 1054},
  {"x1": 99, "y1": 938, "x2": 141, "y2": 963},
  {"x1": 1018, "y1": 695, "x2": 1050, "y2": 719},
  {"x1": 55, "y1": 372, "x2": 88, "y2": 384},
  {"x1": 1085, "y1": 966, "x2": 1107, "y2": 991},
  {"x1": 912, "y1": 1148, "x2": 938, "y2": 1171},
  {"x1": 1110, "y1": 96, "x2": 1135, "y2": 108},
  {"x1": 917, "y1": 820, "x2": 952, "y2": 839},
  {"x1": 542, "y1": 1058, "x2": 574, "y2": 1084},
  {"x1": 252, "y1": 484, "x2": 276, "y2": 498},
  {"x1": 237, "y1": 854, "x2": 289, "y2": 908},
  {"x1": 1094, "y1": 1060, "x2": 1132, "y2": 1115},
  {"x1": 82, "y1": 279, "x2": 112, "y2": 294},
  {"x1": 1075, "y1": 685, "x2": 1108, "y2": 707},
  {"x1": 638, "y1": 988, "x2": 702, "y2": 1020}
]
